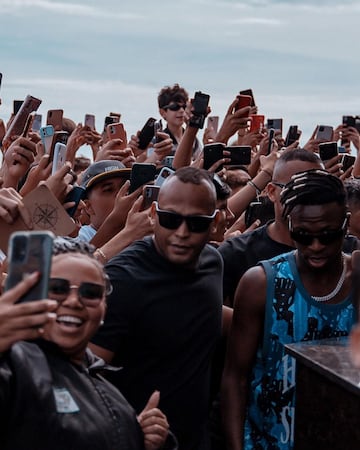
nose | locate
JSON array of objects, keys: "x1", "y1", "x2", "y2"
[
  {"x1": 61, "y1": 287, "x2": 84, "y2": 308},
  {"x1": 308, "y1": 237, "x2": 326, "y2": 251},
  {"x1": 174, "y1": 219, "x2": 191, "y2": 237}
]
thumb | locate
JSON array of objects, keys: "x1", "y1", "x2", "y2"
[{"x1": 143, "y1": 390, "x2": 160, "y2": 412}]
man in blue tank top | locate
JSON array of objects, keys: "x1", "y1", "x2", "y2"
[{"x1": 221, "y1": 169, "x2": 356, "y2": 450}]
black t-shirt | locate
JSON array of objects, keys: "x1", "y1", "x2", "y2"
[
  {"x1": 218, "y1": 223, "x2": 360, "y2": 307},
  {"x1": 91, "y1": 236, "x2": 223, "y2": 450}
]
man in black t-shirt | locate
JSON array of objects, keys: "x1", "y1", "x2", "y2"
[{"x1": 90, "y1": 167, "x2": 224, "y2": 450}]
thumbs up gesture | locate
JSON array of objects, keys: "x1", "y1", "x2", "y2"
[{"x1": 137, "y1": 391, "x2": 170, "y2": 450}]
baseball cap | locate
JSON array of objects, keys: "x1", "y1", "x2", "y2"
[{"x1": 80, "y1": 160, "x2": 131, "y2": 191}]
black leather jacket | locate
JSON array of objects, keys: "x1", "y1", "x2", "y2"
[{"x1": 0, "y1": 340, "x2": 175, "y2": 449}]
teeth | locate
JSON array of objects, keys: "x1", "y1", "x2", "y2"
[{"x1": 57, "y1": 315, "x2": 83, "y2": 325}]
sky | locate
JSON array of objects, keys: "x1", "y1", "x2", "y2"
[{"x1": 1, "y1": 0, "x2": 360, "y2": 159}]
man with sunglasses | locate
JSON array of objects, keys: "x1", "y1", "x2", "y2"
[
  {"x1": 221, "y1": 169, "x2": 356, "y2": 450},
  {"x1": 90, "y1": 167, "x2": 224, "y2": 450},
  {"x1": 158, "y1": 83, "x2": 201, "y2": 156},
  {"x1": 219, "y1": 148, "x2": 360, "y2": 307}
]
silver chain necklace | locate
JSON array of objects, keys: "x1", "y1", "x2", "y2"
[{"x1": 311, "y1": 256, "x2": 346, "y2": 303}]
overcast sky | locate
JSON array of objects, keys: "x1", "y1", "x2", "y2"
[{"x1": 1, "y1": 0, "x2": 360, "y2": 157}]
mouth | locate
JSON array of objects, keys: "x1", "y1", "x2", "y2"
[{"x1": 56, "y1": 315, "x2": 84, "y2": 328}]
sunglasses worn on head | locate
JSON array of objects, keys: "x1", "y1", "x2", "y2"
[
  {"x1": 48, "y1": 278, "x2": 105, "y2": 307},
  {"x1": 289, "y1": 216, "x2": 348, "y2": 246},
  {"x1": 162, "y1": 103, "x2": 186, "y2": 111},
  {"x1": 155, "y1": 202, "x2": 217, "y2": 233}
]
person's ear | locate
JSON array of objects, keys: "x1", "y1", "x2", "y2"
[
  {"x1": 210, "y1": 210, "x2": 221, "y2": 234},
  {"x1": 159, "y1": 108, "x2": 167, "y2": 120},
  {"x1": 83, "y1": 198, "x2": 94, "y2": 215},
  {"x1": 266, "y1": 182, "x2": 277, "y2": 203}
]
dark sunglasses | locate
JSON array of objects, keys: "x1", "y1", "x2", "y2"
[
  {"x1": 155, "y1": 202, "x2": 217, "y2": 233},
  {"x1": 272, "y1": 181, "x2": 286, "y2": 189},
  {"x1": 162, "y1": 103, "x2": 187, "y2": 111},
  {"x1": 289, "y1": 216, "x2": 348, "y2": 246},
  {"x1": 48, "y1": 278, "x2": 105, "y2": 306}
]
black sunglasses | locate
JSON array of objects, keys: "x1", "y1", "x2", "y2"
[
  {"x1": 155, "y1": 202, "x2": 217, "y2": 233},
  {"x1": 48, "y1": 278, "x2": 105, "y2": 307},
  {"x1": 272, "y1": 181, "x2": 286, "y2": 189},
  {"x1": 162, "y1": 103, "x2": 187, "y2": 111},
  {"x1": 289, "y1": 216, "x2": 348, "y2": 246}
]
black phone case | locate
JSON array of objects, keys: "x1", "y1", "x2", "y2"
[
  {"x1": 5, "y1": 231, "x2": 54, "y2": 303},
  {"x1": 138, "y1": 118, "x2": 156, "y2": 150},
  {"x1": 129, "y1": 164, "x2": 157, "y2": 193},
  {"x1": 203, "y1": 144, "x2": 224, "y2": 171}
]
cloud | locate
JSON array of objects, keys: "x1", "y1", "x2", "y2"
[
  {"x1": 1, "y1": 0, "x2": 142, "y2": 20},
  {"x1": 228, "y1": 17, "x2": 282, "y2": 25}
]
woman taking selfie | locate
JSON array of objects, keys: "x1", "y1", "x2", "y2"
[{"x1": 0, "y1": 238, "x2": 175, "y2": 450}]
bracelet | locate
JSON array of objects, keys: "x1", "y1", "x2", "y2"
[
  {"x1": 247, "y1": 180, "x2": 262, "y2": 196},
  {"x1": 261, "y1": 168, "x2": 273, "y2": 180},
  {"x1": 94, "y1": 248, "x2": 107, "y2": 264}
]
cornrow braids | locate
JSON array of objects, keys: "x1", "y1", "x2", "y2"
[
  {"x1": 53, "y1": 237, "x2": 96, "y2": 256},
  {"x1": 280, "y1": 169, "x2": 346, "y2": 219}
]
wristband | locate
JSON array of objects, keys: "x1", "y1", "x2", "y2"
[
  {"x1": 94, "y1": 248, "x2": 107, "y2": 264},
  {"x1": 247, "y1": 180, "x2": 262, "y2": 196}
]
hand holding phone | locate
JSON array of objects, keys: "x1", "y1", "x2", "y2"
[
  {"x1": 203, "y1": 143, "x2": 226, "y2": 171},
  {"x1": 189, "y1": 91, "x2": 210, "y2": 129},
  {"x1": 226, "y1": 146, "x2": 251, "y2": 166},
  {"x1": 315, "y1": 125, "x2": 333, "y2": 142},
  {"x1": 318, "y1": 141, "x2": 338, "y2": 161},
  {"x1": 46, "y1": 109, "x2": 63, "y2": 132},
  {"x1": 138, "y1": 117, "x2": 156, "y2": 150},
  {"x1": 129, "y1": 163, "x2": 157, "y2": 193},
  {"x1": 5, "y1": 231, "x2": 54, "y2": 303},
  {"x1": 51, "y1": 142, "x2": 67, "y2": 175}
]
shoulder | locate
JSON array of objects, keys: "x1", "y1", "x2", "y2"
[{"x1": 219, "y1": 225, "x2": 267, "y2": 257}]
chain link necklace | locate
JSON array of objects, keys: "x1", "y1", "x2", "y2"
[{"x1": 311, "y1": 255, "x2": 346, "y2": 303}]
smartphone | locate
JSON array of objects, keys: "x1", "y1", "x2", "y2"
[
  {"x1": 32, "y1": 113, "x2": 42, "y2": 132},
  {"x1": 142, "y1": 185, "x2": 161, "y2": 210},
  {"x1": 129, "y1": 163, "x2": 157, "y2": 193},
  {"x1": 13, "y1": 100, "x2": 24, "y2": 115},
  {"x1": 51, "y1": 142, "x2": 67, "y2": 175},
  {"x1": 48, "y1": 131, "x2": 69, "y2": 161},
  {"x1": 138, "y1": 117, "x2": 157, "y2": 150},
  {"x1": 192, "y1": 91, "x2": 210, "y2": 116},
  {"x1": 40, "y1": 125, "x2": 55, "y2": 154},
  {"x1": 109, "y1": 112, "x2": 121, "y2": 121},
  {"x1": 154, "y1": 120, "x2": 163, "y2": 144},
  {"x1": 103, "y1": 115, "x2": 119, "y2": 132},
  {"x1": 64, "y1": 185, "x2": 86, "y2": 217},
  {"x1": 21, "y1": 113, "x2": 34, "y2": 138},
  {"x1": 207, "y1": 116, "x2": 219, "y2": 134},
  {"x1": 46, "y1": 109, "x2": 63, "y2": 131},
  {"x1": 155, "y1": 166, "x2": 175, "y2": 187},
  {"x1": 267, "y1": 128, "x2": 275, "y2": 155},
  {"x1": 249, "y1": 115, "x2": 265, "y2": 133},
  {"x1": 5, "y1": 231, "x2": 54, "y2": 303},
  {"x1": 84, "y1": 114, "x2": 95, "y2": 130},
  {"x1": 315, "y1": 125, "x2": 333, "y2": 142},
  {"x1": 266, "y1": 118, "x2": 283, "y2": 133},
  {"x1": 106, "y1": 122, "x2": 127, "y2": 143},
  {"x1": 226, "y1": 145, "x2": 251, "y2": 166},
  {"x1": 4, "y1": 95, "x2": 42, "y2": 141},
  {"x1": 245, "y1": 198, "x2": 275, "y2": 229},
  {"x1": 341, "y1": 154, "x2": 356, "y2": 172},
  {"x1": 163, "y1": 155, "x2": 175, "y2": 169},
  {"x1": 0, "y1": 73, "x2": 2, "y2": 92},
  {"x1": 235, "y1": 94, "x2": 252, "y2": 111},
  {"x1": 203, "y1": 143, "x2": 225, "y2": 171},
  {"x1": 319, "y1": 141, "x2": 338, "y2": 161},
  {"x1": 239, "y1": 89, "x2": 256, "y2": 107},
  {"x1": 284, "y1": 125, "x2": 299, "y2": 147}
]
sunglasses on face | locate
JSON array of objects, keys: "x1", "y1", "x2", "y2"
[
  {"x1": 48, "y1": 278, "x2": 105, "y2": 307},
  {"x1": 288, "y1": 216, "x2": 348, "y2": 246},
  {"x1": 162, "y1": 103, "x2": 187, "y2": 111},
  {"x1": 155, "y1": 202, "x2": 217, "y2": 233}
]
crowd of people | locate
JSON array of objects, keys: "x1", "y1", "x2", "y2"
[{"x1": 0, "y1": 81, "x2": 360, "y2": 450}]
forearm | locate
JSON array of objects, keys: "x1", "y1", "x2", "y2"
[
  {"x1": 221, "y1": 372, "x2": 248, "y2": 450},
  {"x1": 173, "y1": 126, "x2": 198, "y2": 169},
  {"x1": 228, "y1": 169, "x2": 272, "y2": 218},
  {"x1": 90, "y1": 214, "x2": 126, "y2": 249},
  {"x1": 94, "y1": 227, "x2": 139, "y2": 263}
]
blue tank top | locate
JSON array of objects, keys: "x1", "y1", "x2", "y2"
[{"x1": 244, "y1": 251, "x2": 355, "y2": 450}]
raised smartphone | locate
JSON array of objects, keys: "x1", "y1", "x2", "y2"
[
  {"x1": 138, "y1": 117, "x2": 157, "y2": 150},
  {"x1": 266, "y1": 118, "x2": 283, "y2": 133},
  {"x1": 239, "y1": 89, "x2": 256, "y2": 107},
  {"x1": 48, "y1": 131, "x2": 68, "y2": 161},
  {"x1": 267, "y1": 128, "x2": 275, "y2": 155},
  {"x1": 51, "y1": 142, "x2": 67, "y2": 175},
  {"x1": 32, "y1": 114, "x2": 42, "y2": 132},
  {"x1": 4, "y1": 94, "x2": 42, "y2": 141},
  {"x1": 5, "y1": 231, "x2": 54, "y2": 303},
  {"x1": 155, "y1": 166, "x2": 175, "y2": 187},
  {"x1": 64, "y1": 185, "x2": 86, "y2": 217},
  {"x1": 84, "y1": 114, "x2": 95, "y2": 130},
  {"x1": 40, "y1": 125, "x2": 55, "y2": 154},
  {"x1": 249, "y1": 115, "x2": 265, "y2": 133},
  {"x1": 129, "y1": 163, "x2": 157, "y2": 193},
  {"x1": 163, "y1": 155, "x2": 175, "y2": 169},
  {"x1": 106, "y1": 122, "x2": 127, "y2": 143},
  {"x1": 245, "y1": 198, "x2": 275, "y2": 229},
  {"x1": 226, "y1": 146, "x2": 251, "y2": 166},
  {"x1": 142, "y1": 185, "x2": 161, "y2": 210},
  {"x1": 235, "y1": 94, "x2": 252, "y2": 112},
  {"x1": 341, "y1": 154, "x2": 356, "y2": 172},
  {"x1": 13, "y1": 100, "x2": 24, "y2": 115},
  {"x1": 203, "y1": 143, "x2": 225, "y2": 171},
  {"x1": 192, "y1": 91, "x2": 210, "y2": 116},
  {"x1": 284, "y1": 125, "x2": 299, "y2": 147},
  {"x1": 318, "y1": 141, "x2": 338, "y2": 161},
  {"x1": 46, "y1": 109, "x2": 63, "y2": 131},
  {"x1": 315, "y1": 125, "x2": 333, "y2": 142}
]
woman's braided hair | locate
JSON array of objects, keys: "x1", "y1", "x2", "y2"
[{"x1": 280, "y1": 169, "x2": 347, "y2": 219}]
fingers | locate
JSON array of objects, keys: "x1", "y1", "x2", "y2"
[{"x1": 142, "y1": 390, "x2": 160, "y2": 412}]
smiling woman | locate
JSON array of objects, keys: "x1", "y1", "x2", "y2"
[{"x1": 0, "y1": 237, "x2": 176, "y2": 450}]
